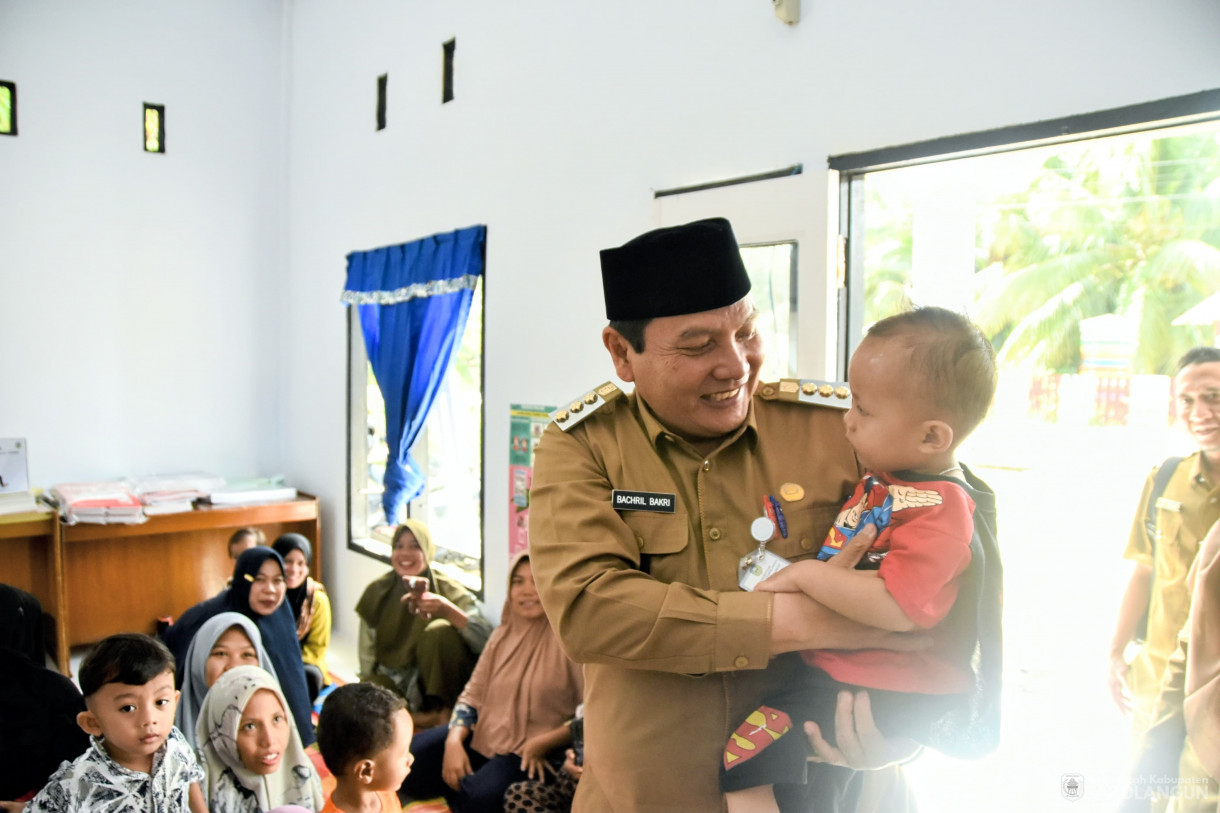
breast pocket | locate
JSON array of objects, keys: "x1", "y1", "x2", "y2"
[
  {"x1": 621, "y1": 509, "x2": 690, "y2": 583},
  {"x1": 1154, "y1": 499, "x2": 1186, "y2": 578},
  {"x1": 765, "y1": 503, "x2": 842, "y2": 562}
]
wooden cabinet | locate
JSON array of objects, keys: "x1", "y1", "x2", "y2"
[
  {"x1": 0, "y1": 510, "x2": 67, "y2": 671},
  {"x1": 57, "y1": 494, "x2": 320, "y2": 673}
]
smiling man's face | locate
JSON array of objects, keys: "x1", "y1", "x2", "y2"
[{"x1": 606, "y1": 297, "x2": 763, "y2": 443}]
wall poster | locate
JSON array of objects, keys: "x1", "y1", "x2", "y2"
[{"x1": 508, "y1": 403, "x2": 555, "y2": 559}]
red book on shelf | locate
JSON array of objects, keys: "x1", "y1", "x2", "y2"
[{"x1": 51, "y1": 481, "x2": 142, "y2": 509}]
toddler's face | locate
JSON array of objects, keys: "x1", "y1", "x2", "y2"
[
  {"x1": 370, "y1": 708, "x2": 415, "y2": 790},
  {"x1": 248, "y1": 558, "x2": 287, "y2": 616},
  {"x1": 204, "y1": 626, "x2": 260, "y2": 687},
  {"x1": 843, "y1": 335, "x2": 930, "y2": 473},
  {"x1": 80, "y1": 669, "x2": 178, "y2": 772},
  {"x1": 236, "y1": 688, "x2": 291, "y2": 775}
]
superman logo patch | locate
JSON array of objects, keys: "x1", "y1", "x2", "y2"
[{"x1": 723, "y1": 705, "x2": 792, "y2": 769}]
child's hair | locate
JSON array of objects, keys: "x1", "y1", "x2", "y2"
[
  {"x1": 317, "y1": 683, "x2": 407, "y2": 776},
  {"x1": 865, "y1": 306, "x2": 997, "y2": 440},
  {"x1": 78, "y1": 633, "x2": 176, "y2": 699},
  {"x1": 228, "y1": 527, "x2": 266, "y2": 553}
]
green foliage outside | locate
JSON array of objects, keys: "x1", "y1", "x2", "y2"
[
  {"x1": 0, "y1": 87, "x2": 11, "y2": 133},
  {"x1": 864, "y1": 130, "x2": 1220, "y2": 374}
]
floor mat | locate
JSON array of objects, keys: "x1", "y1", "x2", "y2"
[{"x1": 401, "y1": 799, "x2": 451, "y2": 813}]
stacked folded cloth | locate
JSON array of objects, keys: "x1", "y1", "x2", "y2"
[
  {"x1": 127, "y1": 472, "x2": 226, "y2": 516},
  {"x1": 50, "y1": 481, "x2": 146, "y2": 525}
]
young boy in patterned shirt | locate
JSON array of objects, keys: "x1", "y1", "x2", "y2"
[{"x1": 26, "y1": 633, "x2": 206, "y2": 813}]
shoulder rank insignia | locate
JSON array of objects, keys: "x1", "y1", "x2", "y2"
[
  {"x1": 551, "y1": 381, "x2": 624, "y2": 431},
  {"x1": 758, "y1": 379, "x2": 852, "y2": 410}
]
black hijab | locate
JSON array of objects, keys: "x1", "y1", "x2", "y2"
[
  {"x1": 161, "y1": 547, "x2": 315, "y2": 746},
  {"x1": 0, "y1": 583, "x2": 45, "y2": 663},
  {"x1": 0, "y1": 585, "x2": 89, "y2": 798},
  {"x1": 271, "y1": 532, "x2": 313, "y2": 623}
]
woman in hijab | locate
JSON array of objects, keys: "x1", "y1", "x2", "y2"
[
  {"x1": 356, "y1": 519, "x2": 492, "y2": 728},
  {"x1": 177, "y1": 612, "x2": 280, "y2": 748},
  {"x1": 399, "y1": 554, "x2": 584, "y2": 813},
  {"x1": 0, "y1": 585, "x2": 90, "y2": 802},
  {"x1": 271, "y1": 533, "x2": 332, "y2": 703},
  {"x1": 163, "y1": 546, "x2": 315, "y2": 746},
  {"x1": 198, "y1": 665, "x2": 323, "y2": 813}
]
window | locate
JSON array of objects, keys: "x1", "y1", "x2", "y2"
[
  {"x1": 0, "y1": 81, "x2": 15, "y2": 136},
  {"x1": 347, "y1": 277, "x2": 484, "y2": 592},
  {"x1": 739, "y1": 241, "x2": 797, "y2": 382},
  {"x1": 143, "y1": 103, "x2": 165, "y2": 153},
  {"x1": 832, "y1": 90, "x2": 1220, "y2": 813}
]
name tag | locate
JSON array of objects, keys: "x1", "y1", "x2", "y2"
[
  {"x1": 1155, "y1": 497, "x2": 1182, "y2": 513},
  {"x1": 611, "y1": 489, "x2": 676, "y2": 513}
]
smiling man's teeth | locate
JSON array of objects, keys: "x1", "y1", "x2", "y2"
[{"x1": 706, "y1": 388, "x2": 740, "y2": 402}]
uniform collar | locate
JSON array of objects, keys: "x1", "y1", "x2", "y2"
[{"x1": 633, "y1": 390, "x2": 759, "y2": 453}]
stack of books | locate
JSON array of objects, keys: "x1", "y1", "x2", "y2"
[
  {"x1": 128, "y1": 472, "x2": 226, "y2": 516},
  {"x1": 0, "y1": 438, "x2": 39, "y2": 516},
  {"x1": 204, "y1": 476, "x2": 298, "y2": 506},
  {"x1": 50, "y1": 481, "x2": 146, "y2": 524}
]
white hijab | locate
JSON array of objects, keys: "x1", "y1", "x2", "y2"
[
  {"x1": 177, "y1": 612, "x2": 279, "y2": 748},
  {"x1": 197, "y1": 665, "x2": 322, "y2": 812}
]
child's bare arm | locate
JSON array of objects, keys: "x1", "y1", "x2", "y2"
[
  {"x1": 759, "y1": 560, "x2": 915, "y2": 632},
  {"x1": 188, "y1": 782, "x2": 207, "y2": 813}
]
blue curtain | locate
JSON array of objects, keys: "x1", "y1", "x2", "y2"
[{"x1": 341, "y1": 225, "x2": 486, "y2": 525}]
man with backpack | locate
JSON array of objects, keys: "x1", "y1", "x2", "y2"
[{"x1": 1109, "y1": 346, "x2": 1220, "y2": 809}]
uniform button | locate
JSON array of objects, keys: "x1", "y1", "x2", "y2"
[
  {"x1": 702, "y1": 460, "x2": 712, "y2": 472},
  {"x1": 734, "y1": 656, "x2": 749, "y2": 668},
  {"x1": 636, "y1": 535, "x2": 645, "y2": 550},
  {"x1": 761, "y1": 384, "x2": 775, "y2": 397},
  {"x1": 709, "y1": 528, "x2": 722, "y2": 541},
  {"x1": 801, "y1": 538, "x2": 813, "y2": 551}
]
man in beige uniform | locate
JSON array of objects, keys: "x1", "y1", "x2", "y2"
[
  {"x1": 1112, "y1": 346, "x2": 1220, "y2": 810},
  {"x1": 530, "y1": 218, "x2": 916, "y2": 812}
]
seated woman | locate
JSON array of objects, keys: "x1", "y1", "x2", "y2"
[
  {"x1": 163, "y1": 547, "x2": 315, "y2": 746},
  {"x1": 177, "y1": 611, "x2": 280, "y2": 748},
  {"x1": 399, "y1": 555, "x2": 583, "y2": 813},
  {"x1": 198, "y1": 665, "x2": 323, "y2": 812},
  {"x1": 356, "y1": 519, "x2": 491, "y2": 727},
  {"x1": 271, "y1": 533, "x2": 332, "y2": 703},
  {"x1": 0, "y1": 585, "x2": 90, "y2": 803}
]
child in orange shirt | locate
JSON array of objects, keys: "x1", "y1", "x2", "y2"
[{"x1": 318, "y1": 684, "x2": 414, "y2": 813}]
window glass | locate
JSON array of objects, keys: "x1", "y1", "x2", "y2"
[
  {"x1": 348, "y1": 279, "x2": 484, "y2": 592},
  {"x1": 844, "y1": 119, "x2": 1220, "y2": 812},
  {"x1": 740, "y1": 241, "x2": 797, "y2": 381}
]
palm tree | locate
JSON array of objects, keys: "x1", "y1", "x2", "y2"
[{"x1": 972, "y1": 132, "x2": 1220, "y2": 374}]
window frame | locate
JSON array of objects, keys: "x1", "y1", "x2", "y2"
[
  {"x1": 345, "y1": 283, "x2": 486, "y2": 595},
  {"x1": 832, "y1": 88, "x2": 1220, "y2": 373}
]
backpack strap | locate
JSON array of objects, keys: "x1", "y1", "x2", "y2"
[
  {"x1": 1134, "y1": 456, "x2": 1185, "y2": 644},
  {"x1": 1144, "y1": 456, "x2": 1185, "y2": 550}
]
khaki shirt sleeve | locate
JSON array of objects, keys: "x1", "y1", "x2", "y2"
[
  {"x1": 1123, "y1": 469, "x2": 1157, "y2": 568},
  {"x1": 357, "y1": 618, "x2": 376, "y2": 679},
  {"x1": 437, "y1": 574, "x2": 493, "y2": 653},
  {"x1": 530, "y1": 422, "x2": 773, "y2": 675}
]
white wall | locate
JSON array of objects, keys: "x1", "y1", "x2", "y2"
[
  {"x1": 5, "y1": 0, "x2": 1220, "y2": 634},
  {"x1": 0, "y1": 0, "x2": 286, "y2": 483}
]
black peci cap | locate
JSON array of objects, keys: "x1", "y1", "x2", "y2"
[{"x1": 600, "y1": 217, "x2": 751, "y2": 320}]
